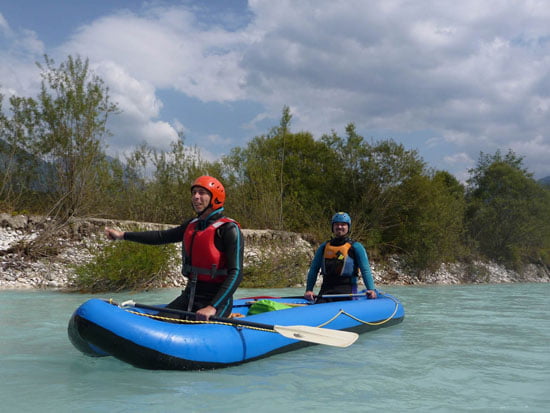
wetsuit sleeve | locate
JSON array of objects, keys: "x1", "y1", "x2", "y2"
[
  {"x1": 306, "y1": 243, "x2": 326, "y2": 292},
  {"x1": 123, "y1": 223, "x2": 188, "y2": 245},
  {"x1": 210, "y1": 222, "x2": 244, "y2": 312},
  {"x1": 353, "y1": 242, "x2": 375, "y2": 290}
]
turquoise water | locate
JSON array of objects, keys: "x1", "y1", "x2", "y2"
[{"x1": 1, "y1": 284, "x2": 549, "y2": 412}]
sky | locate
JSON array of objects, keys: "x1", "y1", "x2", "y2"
[{"x1": 1, "y1": 0, "x2": 549, "y2": 181}]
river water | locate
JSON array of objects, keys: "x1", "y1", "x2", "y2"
[{"x1": 1, "y1": 283, "x2": 548, "y2": 412}]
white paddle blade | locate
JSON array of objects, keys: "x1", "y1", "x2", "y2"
[{"x1": 273, "y1": 325, "x2": 359, "y2": 347}]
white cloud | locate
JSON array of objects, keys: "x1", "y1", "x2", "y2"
[
  {"x1": 443, "y1": 152, "x2": 475, "y2": 182},
  {"x1": 0, "y1": 13, "x2": 43, "y2": 97},
  {"x1": 51, "y1": 5, "x2": 249, "y2": 155},
  {"x1": 89, "y1": 60, "x2": 177, "y2": 154},
  {"x1": 205, "y1": 133, "x2": 232, "y2": 146},
  {"x1": 60, "y1": 6, "x2": 247, "y2": 101},
  {"x1": 247, "y1": 1, "x2": 550, "y2": 178},
  {"x1": 444, "y1": 152, "x2": 473, "y2": 165},
  {"x1": 2, "y1": 1, "x2": 550, "y2": 179},
  {"x1": 242, "y1": 111, "x2": 270, "y2": 130}
]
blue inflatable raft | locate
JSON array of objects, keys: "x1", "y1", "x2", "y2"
[{"x1": 68, "y1": 292, "x2": 404, "y2": 370}]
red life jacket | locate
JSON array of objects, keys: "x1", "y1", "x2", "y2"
[{"x1": 183, "y1": 217, "x2": 238, "y2": 283}]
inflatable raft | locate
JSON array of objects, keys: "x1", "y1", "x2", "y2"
[{"x1": 68, "y1": 292, "x2": 404, "y2": 370}]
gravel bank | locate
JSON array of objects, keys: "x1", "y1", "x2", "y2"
[{"x1": 1, "y1": 214, "x2": 548, "y2": 290}]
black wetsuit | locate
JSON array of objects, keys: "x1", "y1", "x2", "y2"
[{"x1": 124, "y1": 210, "x2": 244, "y2": 317}]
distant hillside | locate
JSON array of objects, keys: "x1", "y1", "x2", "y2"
[{"x1": 539, "y1": 176, "x2": 550, "y2": 187}]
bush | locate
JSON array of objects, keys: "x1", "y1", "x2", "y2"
[
  {"x1": 71, "y1": 237, "x2": 178, "y2": 292},
  {"x1": 241, "y1": 237, "x2": 312, "y2": 288}
]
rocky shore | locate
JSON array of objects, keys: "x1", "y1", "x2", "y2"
[{"x1": 1, "y1": 213, "x2": 549, "y2": 290}]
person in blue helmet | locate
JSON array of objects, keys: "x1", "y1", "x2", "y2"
[{"x1": 304, "y1": 212, "x2": 377, "y2": 303}]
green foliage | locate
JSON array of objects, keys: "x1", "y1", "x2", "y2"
[
  {"x1": 0, "y1": 94, "x2": 43, "y2": 211},
  {"x1": 241, "y1": 238, "x2": 311, "y2": 288},
  {"x1": 34, "y1": 55, "x2": 120, "y2": 219},
  {"x1": 220, "y1": 110, "x2": 340, "y2": 232},
  {"x1": 388, "y1": 172, "x2": 466, "y2": 272},
  {"x1": 102, "y1": 136, "x2": 210, "y2": 224},
  {"x1": 1, "y1": 55, "x2": 119, "y2": 219},
  {"x1": 466, "y1": 151, "x2": 550, "y2": 267},
  {"x1": 4, "y1": 58, "x2": 550, "y2": 282},
  {"x1": 322, "y1": 127, "x2": 429, "y2": 256},
  {"x1": 71, "y1": 237, "x2": 178, "y2": 292}
]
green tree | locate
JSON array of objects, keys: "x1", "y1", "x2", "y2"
[
  {"x1": 145, "y1": 137, "x2": 206, "y2": 223},
  {"x1": 466, "y1": 150, "x2": 550, "y2": 266},
  {"x1": 0, "y1": 94, "x2": 42, "y2": 211},
  {"x1": 390, "y1": 171, "x2": 466, "y2": 271},
  {"x1": 0, "y1": 55, "x2": 121, "y2": 258},
  {"x1": 322, "y1": 127, "x2": 427, "y2": 254},
  {"x1": 221, "y1": 107, "x2": 340, "y2": 233},
  {"x1": 108, "y1": 136, "x2": 207, "y2": 224},
  {"x1": 33, "y1": 55, "x2": 119, "y2": 219}
]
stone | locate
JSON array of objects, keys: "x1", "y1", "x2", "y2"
[{"x1": 0, "y1": 214, "x2": 549, "y2": 290}]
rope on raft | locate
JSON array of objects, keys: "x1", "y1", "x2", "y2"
[
  {"x1": 116, "y1": 291, "x2": 400, "y2": 333},
  {"x1": 121, "y1": 309, "x2": 275, "y2": 333},
  {"x1": 316, "y1": 292, "x2": 400, "y2": 328}
]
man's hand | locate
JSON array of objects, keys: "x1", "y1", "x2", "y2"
[
  {"x1": 366, "y1": 290, "x2": 377, "y2": 299},
  {"x1": 304, "y1": 291, "x2": 315, "y2": 301},
  {"x1": 196, "y1": 305, "x2": 217, "y2": 321},
  {"x1": 105, "y1": 227, "x2": 124, "y2": 240}
]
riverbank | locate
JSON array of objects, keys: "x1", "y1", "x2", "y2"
[{"x1": 1, "y1": 213, "x2": 549, "y2": 290}]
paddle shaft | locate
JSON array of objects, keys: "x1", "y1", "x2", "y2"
[
  {"x1": 124, "y1": 301, "x2": 359, "y2": 347},
  {"x1": 131, "y1": 302, "x2": 281, "y2": 331}
]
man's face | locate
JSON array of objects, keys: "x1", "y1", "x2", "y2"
[
  {"x1": 191, "y1": 186, "x2": 212, "y2": 214},
  {"x1": 332, "y1": 222, "x2": 349, "y2": 237}
]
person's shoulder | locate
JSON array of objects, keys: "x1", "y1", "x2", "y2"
[
  {"x1": 217, "y1": 217, "x2": 241, "y2": 232},
  {"x1": 350, "y1": 241, "x2": 367, "y2": 252},
  {"x1": 219, "y1": 216, "x2": 240, "y2": 226}
]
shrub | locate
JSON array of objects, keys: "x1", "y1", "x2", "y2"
[
  {"x1": 71, "y1": 237, "x2": 178, "y2": 292},
  {"x1": 241, "y1": 236, "x2": 312, "y2": 288}
]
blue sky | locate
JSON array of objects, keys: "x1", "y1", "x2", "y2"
[{"x1": 1, "y1": 0, "x2": 549, "y2": 181}]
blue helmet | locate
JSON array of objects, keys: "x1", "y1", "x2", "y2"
[{"x1": 331, "y1": 212, "x2": 351, "y2": 229}]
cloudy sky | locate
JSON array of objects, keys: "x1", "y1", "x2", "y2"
[{"x1": 1, "y1": 0, "x2": 549, "y2": 181}]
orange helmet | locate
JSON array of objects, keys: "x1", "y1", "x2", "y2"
[{"x1": 191, "y1": 176, "x2": 225, "y2": 210}]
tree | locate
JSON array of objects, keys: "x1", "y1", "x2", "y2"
[
  {"x1": 144, "y1": 137, "x2": 205, "y2": 224},
  {"x1": 389, "y1": 171, "x2": 466, "y2": 271},
  {"x1": 466, "y1": 150, "x2": 550, "y2": 266},
  {"x1": 0, "y1": 94, "x2": 42, "y2": 210},
  {"x1": 33, "y1": 55, "x2": 119, "y2": 219},
  {"x1": 322, "y1": 127, "x2": 427, "y2": 253},
  {"x1": 221, "y1": 107, "x2": 341, "y2": 233}
]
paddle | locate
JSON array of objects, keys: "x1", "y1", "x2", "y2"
[{"x1": 120, "y1": 300, "x2": 358, "y2": 348}]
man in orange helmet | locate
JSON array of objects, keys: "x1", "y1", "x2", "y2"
[{"x1": 105, "y1": 176, "x2": 244, "y2": 321}]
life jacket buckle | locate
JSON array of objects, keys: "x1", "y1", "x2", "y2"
[{"x1": 210, "y1": 264, "x2": 217, "y2": 278}]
